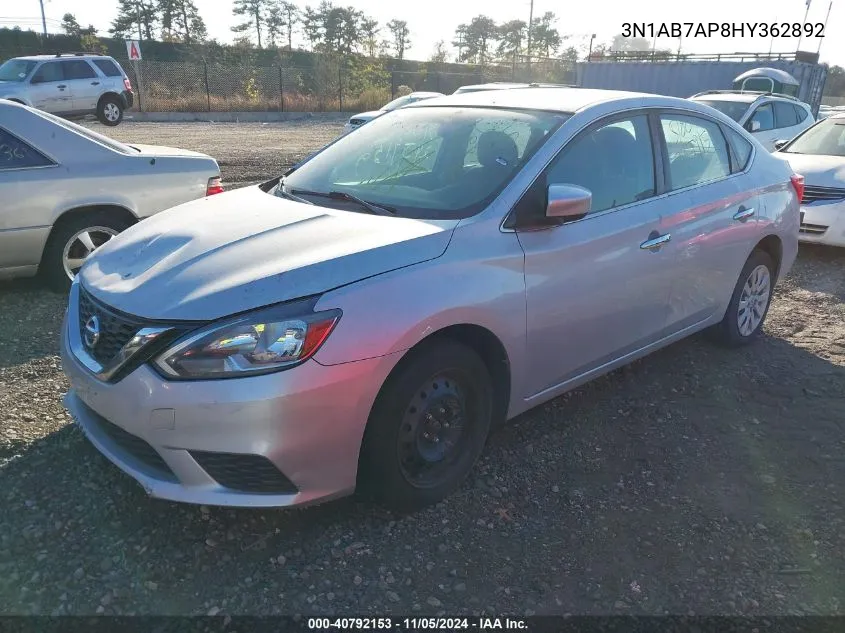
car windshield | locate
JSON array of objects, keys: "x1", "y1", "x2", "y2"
[
  {"x1": 696, "y1": 99, "x2": 751, "y2": 122},
  {"x1": 381, "y1": 95, "x2": 415, "y2": 111},
  {"x1": 278, "y1": 106, "x2": 568, "y2": 220},
  {"x1": 0, "y1": 59, "x2": 37, "y2": 82},
  {"x1": 34, "y1": 108, "x2": 138, "y2": 154},
  {"x1": 782, "y1": 119, "x2": 845, "y2": 156}
]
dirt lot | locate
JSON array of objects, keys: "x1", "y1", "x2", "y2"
[{"x1": 1, "y1": 121, "x2": 844, "y2": 617}]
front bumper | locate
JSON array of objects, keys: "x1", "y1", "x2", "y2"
[
  {"x1": 799, "y1": 199, "x2": 845, "y2": 248},
  {"x1": 60, "y1": 286, "x2": 398, "y2": 508}
]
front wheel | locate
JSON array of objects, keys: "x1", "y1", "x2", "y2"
[
  {"x1": 41, "y1": 212, "x2": 132, "y2": 292},
  {"x1": 358, "y1": 341, "x2": 493, "y2": 511},
  {"x1": 97, "y1": 96, "x2": 124, "y2": 126},
  {"x1": 712, "y1": 249, "x2": 776, "y2": 346}
]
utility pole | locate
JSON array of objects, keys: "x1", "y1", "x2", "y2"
[
  {"x1": 817, "y1": 0, "x2": 832, "y2": 54},
  {"x1": 525, "y1": 0, "x2": 534, "y2": 63},
  {"x1": 797, "y1": 0, "x2": 813, "y2": 51},
  {"x1": 38, "y1": 0, "x2": 47, "y2": 37},
  {"x1": 137, "y1": 0, "x2": 143, "y2": 39},
  {"x1": 587, "y1": 33, "x2": 596, "y2": 62}
]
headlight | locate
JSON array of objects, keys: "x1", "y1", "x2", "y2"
[{"x1": 154, "y1": 300, "x2": 340, "y2": 379}]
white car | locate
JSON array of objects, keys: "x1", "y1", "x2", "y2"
[
  {"x1": 775, "y1": 113, "x2": 845, "y2": 247},
  {"x1": 690, "y1": 91, "x2": 815, "y2": 152},
  {"x1": 343, "y1": 92, "x2": 444, "y2": 134},
  {"x1": 0, "y1": 99, "x2": 222, "y2": 289}
]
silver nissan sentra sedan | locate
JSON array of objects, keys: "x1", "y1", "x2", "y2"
[{"x1": 61, "y1": 88, "x2": 802, "y2": 511}]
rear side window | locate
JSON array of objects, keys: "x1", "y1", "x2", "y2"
[
  {"x1": 0, "y1": 128, "x2": 54, "y2": 170},
  {"x1": 722, "y1": 126, "x2": 753, "y2": 173},
  {"x1": 61, "y1": 60, "x2": 97, "y2": 80},
  {"x1": 774, "y1": 102, "x2": 799, "y2": 128},
  {"x1": 31, "y1": 62, "x2": 63, "y2": 83},
  {"x1": 794, "y1": 105, "x2": 809, "y2": 123},
  {"x1": 660, "y1": 114, "x2": 731, "y2": 190},
  {"x1": 93, "y1": 59, "x2": 122, "y2": 77}
]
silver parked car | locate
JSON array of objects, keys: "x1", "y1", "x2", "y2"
[
  {"x1": 775, "y1": 113, "x2": 845, "y2": 247},
  {"x1": 0, "y1": 53, "x2": 135, "y2": 126},
  {"x1": 61, "y1": 88, "x2": 801, "y2": 511},
  {"x1": 0, "y1": 99, "x2": 222, "y2": 290},
  {"x1": 343, "y1": 91, "x2": 444, "y2": 134}
]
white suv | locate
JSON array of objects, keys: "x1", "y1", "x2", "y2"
[
  {"x1": 0, "y1": 53, "x2": 134, "y2": 126},
  {"x1": 690, "y1": 91, "x2": 814, "y2": 152}
]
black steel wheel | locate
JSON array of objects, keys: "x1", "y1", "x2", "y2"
[{"x1": 359, "y1": 340, "x2": 493, "y2": 511}]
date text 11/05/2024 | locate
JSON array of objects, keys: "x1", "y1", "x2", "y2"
[
  {"x1": 622, "y1": 22, "x2": 825, "y2": 38},
  {"x1": 307, "y1": 618, "x2": 527, "y2": 630}
]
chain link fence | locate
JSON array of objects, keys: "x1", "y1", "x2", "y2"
[{"x1": 122, "y1": 59, "x2": 576, "y2": 113}]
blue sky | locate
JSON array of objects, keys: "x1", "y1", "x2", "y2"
[{"x1": 5, "y1": 0, "x2": 843, "y2": 66}]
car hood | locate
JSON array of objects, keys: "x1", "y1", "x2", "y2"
[
  {"x1": 349, "y1": 111, "x2": 382, "y2": 121},
  {"x1": 129, "y1": 143, "x2": 211, "y2": 159},
  {"x1": 79, "y1": 186, "x2": 456, "y2": 321},
  {"x1": 777, "y1": 153, "x2": 845, "y2": 187}
]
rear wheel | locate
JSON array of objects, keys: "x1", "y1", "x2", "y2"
[
  {"x1": 97, "y1": 95, "x2": 124, "y2": 126},
  {"x1": 711, "y1": 250, "x2": 776, "y2": 346},
  {"x1": 41, "y1": 212, "x2": 132, "y2": 292},
  {"x1": 358, "y1": 341, "x2": 493, "y2": 511}
]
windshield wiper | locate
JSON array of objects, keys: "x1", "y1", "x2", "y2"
[{"x1": 289, "y1": 189, "x2": 396, "y2": 216}]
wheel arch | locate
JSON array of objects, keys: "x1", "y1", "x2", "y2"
[
  {"x1": 39, "y1": 204, "x2": 139, "y2": 267},
  {"x1": 97, "y1": 91, "x2": 124, "y2": 107},
  {"x1": 753, "y1": 233, "x2": 783, "y2": 282}
]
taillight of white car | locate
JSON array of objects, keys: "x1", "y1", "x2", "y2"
[{"x1": 206, "y1": 176, "x2": 224, "y2": 196}]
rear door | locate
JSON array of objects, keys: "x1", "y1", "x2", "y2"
[
  {"x1": 28, "y1": 61, "x2": 72, "y2": 113},
  {"x1": 61, "y1": 60, "x2": 100, "y2": 112},
  {"x1": 657, "y1": 112, "x2": 759, "y2": 333},
  {"x1": 772, "y1": 101, "x2": 805, "y2": 144}
]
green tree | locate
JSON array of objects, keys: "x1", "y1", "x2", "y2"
[
  {"x1": 301, "y1": 6, "x2": 322, "y2": 51},
  {"x1": 159, "y1": 0, "x2": 207, "y2": 43},
  {"x1": 61, "y1": 13, "x2": 82, "y2": 36},
  {"x1": 529, "y1": 12, "x2": 560, "y2": 58},
  {"x1": 360, "y1": 17, "x2": 379, "y2": 57},
  {"x1": 110, "y1": 0, "x2": 158, "y2": 39},
  {"x1": 610, "y1": 34, "x2": 651, "y2": 52},
  {"x1": 232, "y1": 0, "x2": 269, "y2": 48},
  {"x1": 497, "y1": 19, "x2": 526, "y2": 65},
  {"x1": 823, "y1": 65, "x2": 845, "y2": 96},
  {"x1": 278, "y1": 1, "x2": 300, "y2": 50},
  {"x1": 386, "y1": 19, "x2": 410, "y2": 60},
  {"x1": 266, "y1": 3, "x2": 284, "y2": 46},
  {"x1": 451, "y1": 23, "x2": 467, "y2": 62},
  {"x1": 462, "y1": 15, "x2": 497, "y2": 65},
  {"x1": 560, "y1": 45, "x2": 579, "y2": 63}
]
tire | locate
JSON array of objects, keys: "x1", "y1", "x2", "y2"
[
  {"x1": 97, "y1": 95, "x2": 124, "y2": 126},
  {"x1": 358, "y1": 340, "x2": 493, "y2": 511},
  {"x1": 711, "y1": 249, "x2": 776, "y2": 347},
  {"x1": 41, "y1": 211, "x2": 133, "y2": 293}
]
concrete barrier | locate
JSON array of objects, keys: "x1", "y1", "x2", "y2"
[{"x1": 125, "y1": 111, "x2": 348, "y2": 123}]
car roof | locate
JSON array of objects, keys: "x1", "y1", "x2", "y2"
[
  {"x1": 692, "y1": 93, "x2": 759, "y2": 103},
  {"x1": 10, "y1": 54, "x2": 114, "y2": 62},
  {"x1": 410, "y1": 87, "x2": 664, "y2": 114},
  {"x1": 408, "y1": 91, "x2": 444, "y2": 98}
]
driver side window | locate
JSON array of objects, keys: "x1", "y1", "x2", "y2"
[
  {"x1": 545, "y1": 114, "x2": 656, "y2": 214},
  {"x1": 31, "y1": 62, "x2": 63, "y2": 84},
  {"x1": 748, "y1": 103, "x2": 774, "y2": 132}
]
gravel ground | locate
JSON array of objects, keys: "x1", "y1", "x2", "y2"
[{"x1": 1, "y1": 121, "x2": 845, "y2": 617}]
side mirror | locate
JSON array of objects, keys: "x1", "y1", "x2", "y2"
[
  {"x1": 749, "y1": 120, "x2": 762, "y2": 132},
  {"x1": 773, "y1": 139, "x2": 789, "y2": 151},
  {"x1": 546, "y1": 184, "x2": 591, "y2": 222}
]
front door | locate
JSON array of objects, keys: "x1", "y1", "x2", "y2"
[
  {"x1": 514, "y1": 113, "x2": 674, "y2": 398},
  {"x1": 28, "y1": 61, "x2": 72, "y2": 113},
  {"x1": 746, "y1": 102, "x2": 779, "y2": 150}
]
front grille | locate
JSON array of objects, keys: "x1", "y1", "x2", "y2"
[
  {"x1": 800, "y1": 222, "x2": 829, "y2": 235},
  {"x1": 78, "y1": 287, "x2": 146, "y2": 366},
  {"x1": 83, "y1": 404, "x2": 177, "y2": 481},
  {"x1": 802, "y1": 185, "x2": 845, "y2": 204},
  {"x1": 189, "y1": 451, "x2": 298, "y2": 494}
]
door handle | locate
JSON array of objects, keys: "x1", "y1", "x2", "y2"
[
  {"x1": 733, "y1": 206, "x2": 756, "y2": 221},
  {"x1": 57, "y1": 84, "x2": 67, "y2": 90},
  {"x1": 640, "y1": 232, "x2": 671, "y2": 251},
  {"x1": 91, "y1": 81, "x2": 100, "y2": 85}
]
